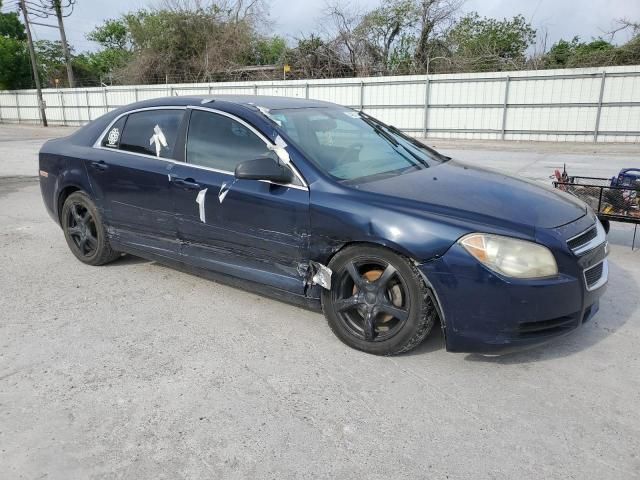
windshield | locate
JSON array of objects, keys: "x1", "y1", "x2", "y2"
[{"x1": 267, "y1": 108, "x2": 447, "y2": 183}]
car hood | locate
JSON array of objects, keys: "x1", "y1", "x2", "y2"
[{"x1": 354, "y1": 160, "x2": 586, "y2": 230}]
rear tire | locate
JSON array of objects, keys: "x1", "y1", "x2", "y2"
[
  {"x1": 61, "y1": 191, "x2": 120, "y2": 266},
  {"x1": 321, "y1": 245, "x2": 435, "y2": 355}
]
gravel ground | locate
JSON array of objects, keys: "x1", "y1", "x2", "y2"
[{"x1": 1, "y1": 124, "x2": 639, "y2": 479}]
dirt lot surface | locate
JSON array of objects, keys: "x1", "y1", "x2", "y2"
[{"x1": 1, "y1": 124, "x2": 639, "y2": 479}]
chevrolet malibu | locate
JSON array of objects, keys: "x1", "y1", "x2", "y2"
[{"x1": 39, "y1": 96, "x2": 608, "y2": 355}]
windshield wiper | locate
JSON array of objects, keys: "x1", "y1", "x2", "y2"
[
  {"x1": 359, "y1": 111, "x2": 451, "y2": 162},
  {"x1": 359, "y1": 114, "x2": 399, "y2": 147},
  {"x1": 358, "y1": 111, "x2": 430, "y2": 167}
]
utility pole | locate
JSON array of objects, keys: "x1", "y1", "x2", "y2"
[
  {"x1": 19, "y1": 0, "x2": 48, "y2": 127},
  {"x1": 52, "y1": 0, "x2": 74, "y2": 87}
]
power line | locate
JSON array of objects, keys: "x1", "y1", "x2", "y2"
[
  {"x1": 15, "y1": 0, "x2": 77, "y2": 87},
  {"x1": 18, "y1": 0, "x2": 48, "y2": 126}
]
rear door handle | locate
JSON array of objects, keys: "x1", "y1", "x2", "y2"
[
  {"x1": 172, "y1": 176, "x2": 201, "y2": 190},
  {"x1": 89, "y1": 160, "x2": 108, "y2": 171}
]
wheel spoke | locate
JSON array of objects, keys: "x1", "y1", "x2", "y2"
[
  {"x1": 71, "y1": 204, "x2": 82, "y2": 223},
  {"x1": 67, "y1": 226, "x2": 82, "y2": 238},
  {"x1": 85, "y1": 233, "x2": 97, "y2": 249},
  {"x1": 376, "y1": 264, "x2": 397, "y2": 289},
  {"x1": 78, "y1": 237, "x2": 88, "y2": 254},
  {"x1": 378, "y1": 303, "x2": 409, "y2": 322},
  {"x1": 334, "y1": 295, "x2": 362, "y2": 312},
  {"x1": 363, "y1": 309, "x2": 376, "y2": 341},
  {"x1": 346, "y1": 261, "x2": 365, "y2": 288}
]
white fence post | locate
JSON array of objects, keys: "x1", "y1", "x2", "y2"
[
  {"x1": 594, "y1": 71, "x2": 607, "y2": 143},
  {"x1": 85, "y1": 90, "x2": 91, "y2": 121},
  {"x1": 102, "y1": 88, "x2": 108, "y2": 115},
  {"x1": 501, "y1": 75, "x2": 510, "y2": 140},
  {"x1": 423, "y1": 77, "x2": 430, "y2": 137},
  {"x1": 59, "y1": 90, "x2": 66, "y2": 125},
  {"x1": 15, "y1": 93, "x2": 20, "y2": 123}
]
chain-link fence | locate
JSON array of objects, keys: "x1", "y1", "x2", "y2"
[{"x1": 1, "y1": 65, "x2": 640, "y2": 142}]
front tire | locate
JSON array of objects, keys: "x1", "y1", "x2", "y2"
[
  {"x1": 322, "y1": 245, "x2": 435, "y2": 355},
  {"x1": 61, "y1": 191, "x2": 120, "y2": 266}
]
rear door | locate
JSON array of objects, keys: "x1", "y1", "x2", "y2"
[
  {"x1": 171, "y1": 108, "x2": 310, "y2": 293},
  {"x1": 88, "y1": 107, "x2": 186, "y2": 254}
]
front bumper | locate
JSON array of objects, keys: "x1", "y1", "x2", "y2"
[{"x1": 419, "y1": 241, "x2": 607, "y2": 354}]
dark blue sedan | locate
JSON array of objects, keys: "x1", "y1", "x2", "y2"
[{"x1": 39, "y1": 96, "x2": 608, "y2": 355}]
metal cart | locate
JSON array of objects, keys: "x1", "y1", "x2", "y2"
[{"x1": 553, "y1": 172, "x2": 640, "y2": 249}]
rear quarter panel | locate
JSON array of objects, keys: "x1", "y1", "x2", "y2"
[{"x1": 39, "y1": 138, "x2": 96, "y2": 225}]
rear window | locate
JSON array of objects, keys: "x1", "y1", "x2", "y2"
[{"x1": 115, "y1": 109, "x2": 184, "y2": 158}]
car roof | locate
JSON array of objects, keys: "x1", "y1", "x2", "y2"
[
  {"x1": 124, "y1": 95, "x2": 340, "y2": 111},
  {"x1": 69, "y1": 94, "x2": 345, "y2": 149}
]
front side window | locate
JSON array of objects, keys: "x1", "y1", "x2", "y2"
[
  {"x1": 118, "y1": 109, "x2": 184, "y2": 158},
  {"x1": 186, "y1": 110, "x2": 279, "y2": 172}
]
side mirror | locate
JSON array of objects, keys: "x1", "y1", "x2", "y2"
[{"x1": 234, "y1": 157, "x2": 294, "y2": 184}]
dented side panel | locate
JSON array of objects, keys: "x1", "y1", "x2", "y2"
[
  {"x1": 308, "y1": 189, "x2": 468, "y2": 266},
  {"x1": 171, "y1": 162, "x2": 311, "y2": 294}
]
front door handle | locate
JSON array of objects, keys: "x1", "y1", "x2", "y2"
[
  {"x1": 172, "y1": 176, "x2": 201, "y2": 190},
  {"x1": 89, "y1": 160, "x2": 108, "y2": 171}
]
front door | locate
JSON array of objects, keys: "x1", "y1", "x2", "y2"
[{"x1": 171, "y1": 108, "x2": 310, "y2": 293}]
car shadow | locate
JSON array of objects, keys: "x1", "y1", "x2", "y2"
[
  {"x1": 103, "y1": 254, "x2": 152, "y2": 267},
  {"x1": 402, "y1": 320, "x2": 447, "y2": 356}
]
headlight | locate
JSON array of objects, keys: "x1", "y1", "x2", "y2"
[{"x1": 459, "y1": 233, "x2": 558, "y2": 279}]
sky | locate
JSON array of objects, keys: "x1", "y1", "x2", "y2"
[{"x1": 2, "y1": 0, "x2": 639, "y2": 53}]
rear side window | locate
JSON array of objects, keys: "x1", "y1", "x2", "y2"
[
  {"x1": 118, "y1": 109, "x2": 184, "y2": 158},
  {"x1": 186, "y1": 110, "x2": 278, "y2": 172},
  {"x1": 101, "y1": 116, "x2": 126, "y2": 149}
]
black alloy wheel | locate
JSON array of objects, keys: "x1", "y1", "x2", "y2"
[
  {"x1": 61, "y1": 191, "x2": 120, "y2": 266},
  {"x1": 66, "y1": 201, "x2": 98, "y2": 257},
  {"x1": 333, "y1": 259, "x2": 409, "y2": 342},
  {"x1": 322, "y1": 245, "x2": 436, "y2": 355}
]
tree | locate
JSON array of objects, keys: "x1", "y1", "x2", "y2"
[
  {"x1": 356, "y1": 0, "x2": 418, "y2": 74},
  {"x1": 544, "y1": 35, "x2": 639, "y2": 69},
  {"x1": 285, "y1": 34, "x2": 349, "y2": 78},
  {"x1": 325, "y1": 1, "x2": 366, "y2": 75},
  {"x1": 87, "y1": 1, "x2": 269, "y2": 84},
  {"x1": 0, "y1": 0, "x2": 31, "y2": 89},
  {"x1": 87, "y1": 18, "x2": 131, "y2": 51},
  {"x1": 544, "y1": 37, "x2": 577, "y2": 68},
  {"x1": 34, "y1": 39, "x2": 68, "y2": 86},
  {"x1": 0, "y1": 36, "x2": 32, "y2": 89},
  {"x1": 413, "y1": 0, "x2": 463, "y2": 71},
  {"x1": 446, "y1": 13, "x2": 536, "y2": 71},
  {"x1": 86, "y1": 18, "x2": 133, "y2": 82},
  {"x1": 246, "y1": 36, "x2": 286, "y2": 65},
  {"x1": 0, "y1": 6, "x2": 26, "y2": 40}
]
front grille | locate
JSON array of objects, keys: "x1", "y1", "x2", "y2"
[
  {"x1": 584, "y1": 261, "x2": 604, "y2": 288},
  {"x1": 517, "y1": 315, "x2": 579, "y2": 337},
  {"x1": 567, "y1": 226, "x2": 597, "y2": 251}
]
